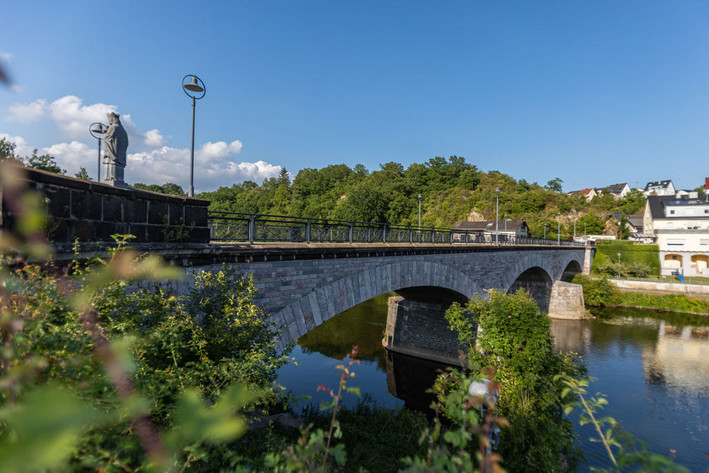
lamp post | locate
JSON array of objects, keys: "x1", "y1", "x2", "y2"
[
  {"x1": 495, "y1": 188, "x2": 499, "y2": 245},
  {"x1": 573, "y1": 219, "x2": 576, "y2": 241},
  {"x1": 182, "y1": 74, "x2": 206, "y2": 197},
  {"x1": 557, "y1": 212, "x2": 561, "y2": 245},
  {"x1": 418, "y1": 193, "x2": 422, "y2": 232},
  {"x1": 89, "y1": 122, "x2": 107, "y2": 182},
  {"x1": 617, "y1": 252, "x2": 621, "y2": 279},
  {"x1": 543, "y1": 223, "x2": 547, "y2": 239}
]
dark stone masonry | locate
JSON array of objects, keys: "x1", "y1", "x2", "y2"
[{"x1": 1, "y1": 166, "x2": 210, "y2": 250}]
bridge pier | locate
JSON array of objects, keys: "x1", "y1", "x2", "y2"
[
  {"x1": 383, "y1": 288, "x2": 468, "y2": 365},
  {"x1": 547, "y1": 281, "x2": 587, "y2": 319}
]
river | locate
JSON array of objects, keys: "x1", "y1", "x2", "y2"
[{"x1": 277, "y1": 294, "x2": 709, "y2": 471}]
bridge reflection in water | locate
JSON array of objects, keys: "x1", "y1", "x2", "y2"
[{"x1": 282, "y1": 295, "x2": 709, "y2": 471}]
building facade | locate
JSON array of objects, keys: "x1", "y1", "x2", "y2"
[{"x1": 644, "y1": 195, "x2": 709, "y2": 277}]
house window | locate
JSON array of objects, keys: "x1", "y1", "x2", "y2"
[
  {"x1": 667, "y1": 239, "x2": 684, "y2": 246},
  {"x1": 670, "y1": 210, "x2": 675, "y2": 214},
  {"x1": 700, "y1": 239, "x2": 709, "y2": 246},
  {"x1": 705, "y1": 209, "x2": 708, "y2": 214}
]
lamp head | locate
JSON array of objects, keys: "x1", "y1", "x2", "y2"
[
  {"x1": 182, "y1": 74, "x2": 206, "y2": 99},
  {"x1": 184, "y1": 75, "x2": 204, "y2": 92}
]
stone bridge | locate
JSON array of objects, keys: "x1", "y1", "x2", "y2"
[
  {"x1": 6, "y1": 168, "x2": 593, "y2": 360},
  {"x1": 177, "y1": 243, "x2": 591, "y2": 350}
]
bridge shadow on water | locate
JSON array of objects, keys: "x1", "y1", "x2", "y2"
[{"x1": 279, "y1": 291, "x2": 453, "y2": 412}]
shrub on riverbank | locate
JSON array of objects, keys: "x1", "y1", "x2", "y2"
[
  {"x1": 444, "y1": 290, "x2": 584, "y2": 473},
  {"x1": 572, "y1": 274, "x2": 620, "y2": 307},
  {"x1": 615, "y1": 292, "x2": 709, "y2": 315},
  {"x1": 573, "y1": 274, "x2": 709, "y2": 314}
]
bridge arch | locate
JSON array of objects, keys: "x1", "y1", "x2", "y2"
[
  {"x1": 274, "y1": 260, "x2": 486, "y2": 345},
  {"x1": 500, "y1": 252, "x2": 584, "y2": 312}
]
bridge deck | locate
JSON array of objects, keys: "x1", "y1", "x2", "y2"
[{"x1": 56, "y1": 241, "x2": 582, "y2": 267}]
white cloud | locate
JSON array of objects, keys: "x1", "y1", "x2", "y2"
[
  {"x1": 7, "y1": 95, "x2": 164, "y2": 151},
  {"x1": 143, "y1": 129, "x2": 164, "y2": 147},
  {"x1": 0, "y1": 52, "x2": 12, "y2": 62},
  {"x1": 43, "y1": 141, "x2": 96, "y2": 176},
  {"x1": 2, "y1": 94, "x2": 270, "y2": 191},
  {"x1": 7, "y1": 99, "x2": 47, "y2": 123},
  {"x1": 0, "y1": 133, "x2": 32, "y2": 156},
  {"x1": 199, "y1": 140, "x2": 243, "y2": 161},
  {"x1": 126, "y1": 142, "x2": 280, "y2": 191},
  {"x1": 47, "y1": 95, "x2": 123, "y2": 139}
]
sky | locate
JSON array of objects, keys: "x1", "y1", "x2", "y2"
[{"x1": 2, "y1": 1, "x2": 709, "y2": 194}]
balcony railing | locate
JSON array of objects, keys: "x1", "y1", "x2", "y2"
[{"x1": 208, "y1": 211, "x2": 585, "y2": 247}]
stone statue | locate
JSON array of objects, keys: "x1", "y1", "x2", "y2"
[{"x1": 102, "y1": 112, "x2": 129, "y2": 188}]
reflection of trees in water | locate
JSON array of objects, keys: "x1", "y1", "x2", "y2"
[{"x1": 297, "y1": 293, "x2": 394, "y2": 371}]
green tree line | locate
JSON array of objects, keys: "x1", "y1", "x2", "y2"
[{"x1": 198, "y1": 156, "x2": 648, "y2": 239}]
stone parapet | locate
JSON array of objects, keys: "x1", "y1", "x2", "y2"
[{"x1": 1, "y1": 165, "x2": 209, "y2": 249}]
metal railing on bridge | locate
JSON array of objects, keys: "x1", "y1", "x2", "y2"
[{"x1": 208, "y1": 211, "x2": 584, "y2": 247}]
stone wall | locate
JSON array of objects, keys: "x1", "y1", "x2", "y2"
[
  {"x1": 610, "y1": 279, "x2": 709, "y2": 297},
  {"x1": 383, "y1": 295, "x2": 466, "y2": 364},
  {"x1": 1, "y1": 166, "x2": 209, "y2": 249},
  {"x1": 547, "y1": 281, "x2": 586, "y2": 319}
]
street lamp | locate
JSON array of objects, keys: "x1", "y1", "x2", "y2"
[
  {"x1": 573, "y1": 219, "x2": 576, "y2": 241},
  {"x1": 543, "y1": 223, "x2": 547, "y2": 239},
  {"x1": 617, "y1": 252, "x2": 621, "y2": 279},
  {"x1": 495, "y1": 188, "x2": 499, "y2": 245},
  {"x1": 89, "y1": 122, "x2": 107, "y2": 182},
  {"x1": 182, "y1": 74, "x2": 206, "y2": 197},
  {"x1": 557, "y1": 212, "x2": 561, "y2": 245},
  {"x1": 418, "y1": 193, "x2": 422, "y2": 232}
]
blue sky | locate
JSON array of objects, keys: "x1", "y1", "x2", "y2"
[{"x1": 2, "y1": 1, "x2": 709, "y2": 193}]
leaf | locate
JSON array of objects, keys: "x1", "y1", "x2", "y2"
[
  {"x1": 345, "y1": 387, "x2": 361, "y2": 398},
  {"x1": 0, "y1": 385, "x2": 110, "y2": 472},
  {"x1": 164, "y1": 383, "x2": 257, "y2": 455}
]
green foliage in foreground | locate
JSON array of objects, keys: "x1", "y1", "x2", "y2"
[
  {"x1": 445, "y1": 290, "x2": 584, "y2": 473},
  {"x1": 558, "y1": 376, "x2": 690, "y2": 473},
  {"x1": 0, "y1": 242, "x2": 289, "y2": 471}
]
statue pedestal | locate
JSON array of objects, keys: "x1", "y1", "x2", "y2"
[{"x1": 101, "y1": 178, "x2": 129, "y2": 189}]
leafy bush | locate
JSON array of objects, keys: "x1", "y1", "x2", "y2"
[
  {"x1": 573, "y1": 274, "x2": 620, "y2": 307},
  {"x1": 1, "y1": 246, "x2": 290, "y2": 471},
  {"x1": 444, "y1": 290, "x2": 583, "y2": 473}
]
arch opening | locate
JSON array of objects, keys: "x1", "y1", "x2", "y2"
[
  {"x1": 507, "y1": 266, "x2": 553, "y2": 313},
  {"x1": 561, "y1": 260, "x2": 583, "y2": 282}
]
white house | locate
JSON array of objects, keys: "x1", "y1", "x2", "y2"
[
  {"x1": 568, "y1": 188, "x2": 598, "y2": 202},
  {"x1": 602, "y1": 183, "x2": 631, "y2": 199},
  {"x1": 644, "y1": 180, "x2": 675, "y2": 196},
  {"x1": 644, "y1": 195, "x2": 709, "y2": 277}
]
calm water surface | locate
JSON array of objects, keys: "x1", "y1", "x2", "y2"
[{"x1": 277, "y1": 295, "x2": 709, "y2": 471}]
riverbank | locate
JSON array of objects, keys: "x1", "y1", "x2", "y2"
[{"x1": 573, "y1": 275, "x2": 709, "y2": 315}]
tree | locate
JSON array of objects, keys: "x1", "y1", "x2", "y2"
[
  {"x1": 27, "y1": 149, "x2": 65, "y2": 174},
  {"x1": 74, "y1": 167, "x2": 91, "y2": 181},
  {"x1": 0, "y1": 138, "x2": 23, "y2": 164},
  {"x1": 133, "y1": 182, "x2": 186, "y2": 196},
  {"x1": 544, "y1": 177, "x2": 563, "y2": 193}
]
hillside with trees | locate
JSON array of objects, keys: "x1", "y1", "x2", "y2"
[{"x1": 198, "y1": 156, "x2": 647, "y2": 240}]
